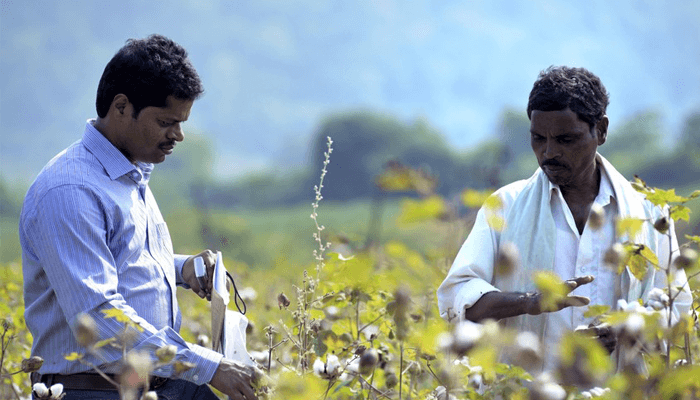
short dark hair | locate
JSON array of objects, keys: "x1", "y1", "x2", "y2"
[
  {"x1": 96, "y1": 34, "x2": 204, "y2": 118},
  {"x1": 527, "y1": 66, "x2": 609, "y2": 129}
]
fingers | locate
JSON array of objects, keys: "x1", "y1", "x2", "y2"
[
  {"x1": 565, "y1": 275, "x2": 595, "y2": 292},
  {"x1": 194, "y1": 249, "x2": 216, "y2": 300},
  {"x1": 204, "y1": 250, "x2": 216, "y2": 300},
  {"x1": 559, "y1": 295, "x2": 590, "y2": 309}
]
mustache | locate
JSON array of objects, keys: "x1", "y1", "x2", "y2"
[{"x1": 542, "y1": 159, "x2": 566, "y2": 168}]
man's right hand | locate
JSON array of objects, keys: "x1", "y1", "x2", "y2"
[
  {"x1": 526, "y1": 275, "x2": 594, "y2": 315},
  {"x1": 209, "y1": 358, "x2": 258, "y2": 400}
]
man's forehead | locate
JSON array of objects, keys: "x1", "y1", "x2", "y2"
[
  {"x1": 530, "y1": 109, "x2": 589, "y2": 133},
  {"x1": 156, "y1": 96, "x2": 193, "y2": 120}
]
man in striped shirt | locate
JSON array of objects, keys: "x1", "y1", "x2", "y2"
[{"x1": 20, "y1": 34, "x2": 257, "y2": 399}]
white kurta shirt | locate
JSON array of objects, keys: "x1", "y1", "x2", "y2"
[{"x1": 437, "y1": 155, "x2": 691, "y2": 371}]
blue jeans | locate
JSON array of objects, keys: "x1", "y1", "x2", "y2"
[{"x1": 37, "y1": 379, "x2": 220, "y2": 400}]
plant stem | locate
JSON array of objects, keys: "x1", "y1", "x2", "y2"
[{"x1": 399, "y1": 341, "x2": 404, "y2": 400}]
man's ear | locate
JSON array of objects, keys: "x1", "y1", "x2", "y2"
[
  {"x1": 111, "y1": 94, "x2": 132, "y2": 118},
  {"x1": 596, "y1": 115, "x2": 609, "y2": 146}
]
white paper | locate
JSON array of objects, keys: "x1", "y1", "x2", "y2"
[{"x1": 210, "y1": 252, "x2": 254, "y2": 367}]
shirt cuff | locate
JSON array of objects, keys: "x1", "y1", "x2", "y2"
[
  {"x1": 455, "y1": 279, "x2": 500, "y2": 320},
  {"x1": 178, "y1": 344, "x2": 224, "y2": 385},
  {"x1": 174, "y1": 254, "x2": 191, "y2": 288}
]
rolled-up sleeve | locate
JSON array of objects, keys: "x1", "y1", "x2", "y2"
[{"x1": 437, "y1": 205, "x2": 501, "y2": 323}]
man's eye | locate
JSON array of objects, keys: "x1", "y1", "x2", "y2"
[
  {"x1": 558, "y1": 137, "x2": 573, "y2": 144},
  {"x1": 531, "y1": 134, "x2": 544, "y2": 141},
  {"x1": 158, "y1": 120, "x2": 172, "y2": 127}
]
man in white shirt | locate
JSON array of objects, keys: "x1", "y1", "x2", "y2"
[{"x1": 437, "y1": 66, "x2": 692, "y2": 370}]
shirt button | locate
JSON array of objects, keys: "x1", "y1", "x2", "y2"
[{"x1": 193, "y1": 375, "x2": 199, "y2": 381}]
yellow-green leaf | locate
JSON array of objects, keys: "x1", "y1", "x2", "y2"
[
  {"x1": 584, "y1": 305, "x2": 611, "y2": 318},
  {"x1": 644, "y1": 188, "x2": 688, "y2": 207},
  {"x1": 617, "y1": 218, "x2": 644, "y2": 239},
  {"x1": 628, "y1": 253, "x2": 649, "y2": 281},
  {"x1": 398, "y1": 196, "x2": 446, "y2": 223},
  {"x1": 670, "y1": 205, "x2": 691, "y2": 222},
  {"x1": 461, "y1": 189, "x2": 494, "y2": 209},
  {"x1": 685, "y1": 235, "x2": 700, "y2": 245},
  {"x1": 93, "y1": 337, "x2": 117, "y2": 349},
  {"x1": 64, "y1": 352, "x2": 83, "y2": 361},
  {"x1": 309, "y1": 309, "x2": 325, "y2": 320},
  {"x1": 533, "y1": 271, "x2": 567, "y2": 312},
  {"x1": 101, "y1": 308, "x2": 130, "y2": 323}
]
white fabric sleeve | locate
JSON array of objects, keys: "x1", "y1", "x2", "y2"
[{"x1": 437, "y1": 205, "x2": 501, "y2": 323}]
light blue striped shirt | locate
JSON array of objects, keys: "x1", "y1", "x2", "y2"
[{"x1": 20, "y1": 120, "x2": 222, "y2": 385}]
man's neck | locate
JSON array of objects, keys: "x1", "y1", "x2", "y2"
[{"x1": 560, "y1": 161, "x2": 601, "y2": 206}]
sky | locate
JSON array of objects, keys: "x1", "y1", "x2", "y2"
[{"x1": 1, "y1": 0, "x2": 699, "y2": 182}]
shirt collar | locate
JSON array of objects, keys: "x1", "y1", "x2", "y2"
[{"x1": 82, "y1": 120, "x2": 154, "y2": 184}]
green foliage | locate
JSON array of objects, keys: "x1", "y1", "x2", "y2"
[{"x1": 0, "y1": 263, "x2": 32, "y2": 397}]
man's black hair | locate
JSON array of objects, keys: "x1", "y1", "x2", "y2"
[
  {"x1": 527, "y1": 66, "x2": 609, "y2": 129},
  {"x1": 95, "y1": 34, "x2": 203, "y2": 118}
]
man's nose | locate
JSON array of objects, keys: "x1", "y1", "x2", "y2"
[
  {"x1": 169, "y1": 123, "x2": 184, "y2": 142},
  {"x1": 543, "y1": 139, "x2": 559, "y2": 158}
]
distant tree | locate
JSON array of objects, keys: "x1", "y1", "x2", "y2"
[
  {"x1": 0, "y1": 176, "x2": 23, "y2": 217},
  {"x1": 599, "y1": 110, "x2": 666, "y2": 178},
  {"x1": 496, "y1": 107, "x2": 531, "y2": 161},
  {"x1": 677, "y1": 111, "x2": 700, "y2": 166},
  {"x1": 310, "y1": 111, "x2": 459, "y2": 201},
  {"x1": 150, "y1": 132, "x2": 215, "y2": 215}
]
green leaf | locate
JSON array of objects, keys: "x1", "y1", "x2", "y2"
[
  {"x1": 685, "y1": 235, "x2": 700, "y2": 245},
  {"x1": 670, "y1": 205, "x2": 691, "y2": 222},
  {"x1": 689, "y1": 189, "x2": 700, "y2": 199},
  {"x1": 584, "y1": 305, "x2": 611, "y2": 318}
]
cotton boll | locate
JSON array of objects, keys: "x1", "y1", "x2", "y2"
[
  {"x1": 33, "y1": 383, "x2": 49, "y2": 398},
  {"x1": 49, "y1": 383, "x2": 63, "y2": 398}
]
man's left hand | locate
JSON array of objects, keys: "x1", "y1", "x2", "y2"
[{"x1": 182, "y1": 249, "x2": 217, "y2": 300}]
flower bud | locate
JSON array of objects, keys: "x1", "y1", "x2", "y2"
[
  {"x1": 673, "y1": 248, "x2": 698, "y2": 270},
  {"x1": 21, "y1": 356, "x2": 44, "y2": 373},
  {"x1": 384, "y1": 371, "x2": 398, "y2": 388},
  {"x1": 277, "y1": 292, "x2": 291, "y2": 309},
  {"x1": 359, "y1": 348, "x2": 379, "y2": 375},
  {"x1": 156, "y1": 345, "x2": 177, "y2": 363},
  {"x1": 588, "y1": 204, "x2": 605, "y2": 230},
  {"x1": 603, "y1": 243, "x2": 626, "y2": 269},
  {"x1": 653, "y1": 217, "x2": 670, "y2": 234},
  {"x1": 450, "y1": 320, "x2": 483, "y2": 355},
  {"x1": 197, "y1": 334, "x2": 210, "y2": 348},
  {"x1": 142, "y1": 391, "x2": 158, "y2": 400},
  {"x1": 496, "y1": 242, "x2": 519, "y2": 276},
  {"x1": 75, "y1": 313, "x2": 98, "y2": 348}
]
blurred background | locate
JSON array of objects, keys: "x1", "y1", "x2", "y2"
[{"x1": 2, "y1": 0, "x2": 699, "y2": 267}]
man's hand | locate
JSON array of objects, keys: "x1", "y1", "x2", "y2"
[
  {"x1": 182, "y1": 250, "x2": 217, "y2": 300},
  {"x1": 526, "y1": 275, "x2": 594, "y2": 315},
  {"x1": 209, "y1": 358, "x2": 258, "y2": 400}
]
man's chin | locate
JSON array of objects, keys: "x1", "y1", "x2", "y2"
[{"x1": 543, "y1": 170, "x2": 570, "y2": 187}]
